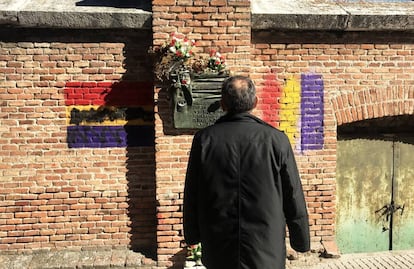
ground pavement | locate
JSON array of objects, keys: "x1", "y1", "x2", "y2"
[
  {"x1": 1, "y1": 248, "x2": 414, "y2": 269},
  {"x1": 289, "y1": 249, "x2": 414, "y2": 269}
]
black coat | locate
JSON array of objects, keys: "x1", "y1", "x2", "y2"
[{"x1": 184, "y1": 113, "x2": 310, "y2": 269}]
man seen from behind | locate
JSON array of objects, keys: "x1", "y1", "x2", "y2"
[{"x1": 184, "y1": 75, "x2": 310, "y2": 269}]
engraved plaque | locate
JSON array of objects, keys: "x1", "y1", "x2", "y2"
[{"x1": 171, "y1": 72, "x2": 228, "y2": 129}]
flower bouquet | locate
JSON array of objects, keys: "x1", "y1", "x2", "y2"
[
  {"x1": 150, "y1": 32, "x2": 195, "y2": 83},
  {"x1": 207, "y1": 49, "x2": 226, "y2": 72}
]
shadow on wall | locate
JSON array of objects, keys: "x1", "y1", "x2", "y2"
[
  {"x1": 102, "y1": 81, "x2": 157, "y2": 258},
  {"x1": 338, "y1": 115, "x2": 414, "y2": 142},
  {"x1": 76, "y1": 0, "x2": 152, "y2": 11},
  {"x1": 121, "y1": 32, "x2": 156, "y2": 259},
  {"x1": 169, "y1": 248, "x2": 187, "y2": 269},
  {"x1": 0, "y1": 28, "x2": 157, "y2": 259}
]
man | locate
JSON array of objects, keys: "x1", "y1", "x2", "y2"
[{"x1": 183, "y1": 75, "x2": 310, "y2": 269}]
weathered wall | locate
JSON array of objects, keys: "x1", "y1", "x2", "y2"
[{"x1": 0, "y1": 28, "x2": 157, "y2": 257}]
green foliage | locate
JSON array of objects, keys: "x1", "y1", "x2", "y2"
[{"x1": 187, "y1": 243, "x2": 202, "y2": 264}]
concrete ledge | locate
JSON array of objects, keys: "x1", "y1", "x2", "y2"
[
  {"x1": 1, "y1": 0, "x2": 414, "y2": 31},
  {"x1": 0, "y1": 0, "x2": 151, "y2": 29},
  {"x1": 17, "y1": 11, "x2": 151, "y2": 29},
  {"x1": 252, "y1": 14, "x2": 349, "y2": 31},
  {"x1": 343, "y1": 2, "x2": 414, "y2": 31},
  {"x1": 252, "y1": 0, "x2": 414, "y2": 31}
]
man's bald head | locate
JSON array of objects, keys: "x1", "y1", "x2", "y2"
[{"x1": 221, "y1": 75, "x2": 257, "y2": 114}]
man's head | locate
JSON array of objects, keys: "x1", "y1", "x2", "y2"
[{"x1": 221, "y1": 75, "x2": 257, "y2": 114}]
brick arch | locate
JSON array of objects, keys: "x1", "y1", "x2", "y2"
[{"x1": 331, "y1": 87, "x2": 414, "y2": 126}]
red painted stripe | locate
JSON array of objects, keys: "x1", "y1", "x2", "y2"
[
  {"x1": 64, "y1": 81, "x2": 153, "y2": 106},
  {"x1": 258, "y1": 73, "x2": 281, "y2": 127}
]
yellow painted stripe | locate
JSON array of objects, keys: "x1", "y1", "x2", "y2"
[
  {"x1": 66, "y1": 105, "x2": 154, "y2": 126},
  {"x1": 279, "y1": 76, "x2": 301, "y2": 146}
]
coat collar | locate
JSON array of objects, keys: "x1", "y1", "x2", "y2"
[{"x1": 215, "y1": 112, "x2": 273, "y2": 128}]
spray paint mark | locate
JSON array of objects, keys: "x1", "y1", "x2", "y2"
[
  {"x1": 64, "y1": 81, "x2": 154, "y2": 148},
  {"x1": 301, "y1": 73, "x2": 324, "y2": 150}
]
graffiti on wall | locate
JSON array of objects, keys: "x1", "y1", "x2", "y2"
[
  {"x1": 260, "y1": 73, "x2": 324, "y2": 151},
  {"x1": 64, "y1": 81, "x2": 154, "y2": 148}
]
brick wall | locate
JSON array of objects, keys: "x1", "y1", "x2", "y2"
[
  {"x1": 1, "y1": 6, "x2": 414, "y2": 269},
  {"x1": 0, "y1": 28, "x2": 157, "y2": 257}
]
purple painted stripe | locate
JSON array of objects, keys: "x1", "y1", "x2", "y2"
[
  {"x1": 67, "y1": 125, "x2": 154, "y2": 148},
  {"x1": 301, "y1": 73, "x2": 324, "y2": 151}
]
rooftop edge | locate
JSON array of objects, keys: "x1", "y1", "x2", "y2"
[{"x1": 1, "y1": 0, "x2": 414, "y2": 31}]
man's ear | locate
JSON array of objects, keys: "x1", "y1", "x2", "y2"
[{"x1": 253, "y1": 96, "x2": 258, "y2": 109}]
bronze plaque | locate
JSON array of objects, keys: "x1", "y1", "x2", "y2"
[{"x1": 171, "y1": 72, "x2": 228, "y2": 129}]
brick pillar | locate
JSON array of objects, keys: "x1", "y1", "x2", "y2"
[{"x1": 152, "y1": 0, "x2": 251, "y2": 267}]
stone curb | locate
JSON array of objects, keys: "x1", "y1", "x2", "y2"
[
  {"x1": 0, "y1": 249, "x2": 157, "y2": 269},
  {"x1": 1, "y1": 249, "x2": 414, "y2": 269}
]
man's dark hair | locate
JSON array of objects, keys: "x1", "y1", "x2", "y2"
[{"x1": 221, "y1": 75, "x2": 256, "y2": 114}]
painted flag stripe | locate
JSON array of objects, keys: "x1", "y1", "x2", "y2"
[
  {"x1": 64, "y1": 81, "x2": 153, "y2": 106},
  {"x1": 300, "y1": 74, "x2": 324, "y2": 150},
  {"x1": 279, "y1": 77, "x2": 301, "y2": 146},
  {"x1": 65, "y1": 105, "x2": 154, "y2": 126},
  {"x1": 67, "y1": 125, "x2": 154, "y2": 148}
]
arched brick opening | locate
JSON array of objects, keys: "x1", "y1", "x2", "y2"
[{"x1": 331, "y1": 87, "x2": 414, "y2": 126}]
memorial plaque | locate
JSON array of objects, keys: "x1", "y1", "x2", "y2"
[{"x1": 171, "y1": 72, "x2": 228, "y2": 129}]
